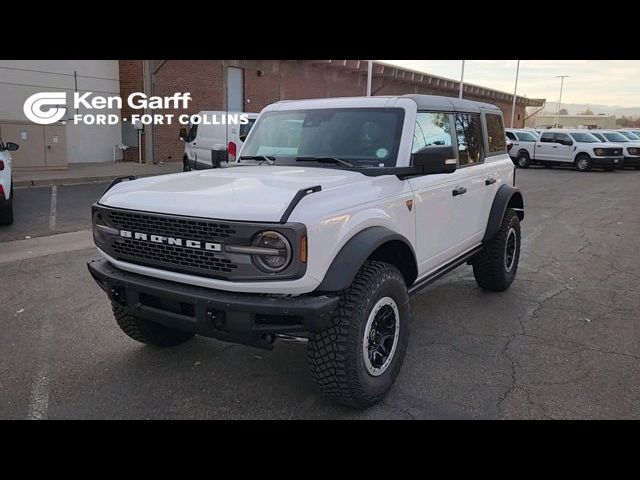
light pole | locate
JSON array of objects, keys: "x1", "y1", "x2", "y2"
[
  {"x1": 459, "y1": 60, "x2": 465, "y2": 99},
  {"x1": 510, "y1": 60, "x2": 520, "y2": 128},
  {"x1": 554, "y1": 75, "x2": 570, "y2": 128}
]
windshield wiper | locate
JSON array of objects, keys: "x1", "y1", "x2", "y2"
[
  {"x1": 295, "y1": 156, "x2": 355, "y2": 168},
  {"x1": 239, "y1": 155, "x2": 276, "y2": 165}
]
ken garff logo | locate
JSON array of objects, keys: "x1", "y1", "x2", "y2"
[{"x1": 23, "y1": 92, "x2": 67, "y2": 124}]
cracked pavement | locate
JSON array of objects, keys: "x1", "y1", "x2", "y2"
[{"x1": 1, "y1": 168, "x2": 639, "y2": 419}]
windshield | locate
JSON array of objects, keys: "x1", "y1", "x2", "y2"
[
  {"x1": 591, "y1": 133, "x2": 605, "y2": 142},
  {"x1": 620, "y1": 131, "x2": 640, "y2": 140},
  {"x1": 240, "y1": 108, "x2": 405, "y2": 167},
  {"x1": 515, "y1": 131, "x2": 538, "y2": 142},
  {"x1": 569, "y1": 132, "x2": 600, "y2": 143},
  {"x1": 603, "y1": 132, "x2": 629, "y2": 143}
]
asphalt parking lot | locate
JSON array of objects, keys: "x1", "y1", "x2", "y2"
[{"x1": 1, "y1": 167, "x2": 639, "y2": 419}]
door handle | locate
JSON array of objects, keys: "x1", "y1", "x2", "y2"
[
  {"x1": 552, "y1": 145, "x2": 558, "y2": 149},
  {"x1": 452, "y1": 186, "x2": 467, "y2": 197},
  {"x1": 485, "y1": 177, "x2": 496, "y2": 186}
]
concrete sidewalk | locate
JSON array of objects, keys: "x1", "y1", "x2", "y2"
[{"x1": 14, "y1": 161, "x2": 183, "y2": 188}]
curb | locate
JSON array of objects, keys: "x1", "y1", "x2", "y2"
[{"x1": 13, "y1": 170, "x2": 179, "y2": 188}]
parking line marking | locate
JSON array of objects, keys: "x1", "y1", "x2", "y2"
[
  {"x1": 26, "y1": 317, "x2": 54, "y2": 420},
  {"x1": 49, "y1": 185, "x2": 58, "y2": 233}
]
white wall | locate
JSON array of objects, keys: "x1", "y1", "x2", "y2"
[{"x1": 0, "y1": 60, "x2": 123, "y2": 163}]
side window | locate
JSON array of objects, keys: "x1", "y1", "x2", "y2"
[
  {"x1": 505, "y1": 131, "x2": 517, "y2": 141},
  {"x1": 485, "y1": 114, "x2": 506, "y2": 153},
  {"x1": 540, "y1": 133, "x2": 554, "y2": 143},
  {"x1": 556, "y1": 133, "x2": 572, "y2": 145},
  {"x1": 454, "y1": 113, "x2": 483, "y2": 166},
  {"x1": 412, "y1": 112, "x2": 452, "y2": 153}
]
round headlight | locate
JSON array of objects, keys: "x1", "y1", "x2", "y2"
[{"x1": 251, "y1": 231, "x2": 292, "y2": 273}]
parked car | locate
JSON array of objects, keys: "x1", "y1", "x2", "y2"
[
  {"x1": 590, "y1": 130, "x2": 640, "y2": 169},
  {"x1": 505, "y1": 128, "x2": 539, "y2": 168},
  {"x1": 618, "y1": 129, "x2": 640, "y2": 140},
  {"x1": 179, "y1": 111, "x2": 259, "y2": 170},
  {"x1": 88, "y1": 94, "x2": 524, "y2": 408},
  {"x1": 0, "y1": 139, "x2": 19, "y2": 225},
  {"x1": 514, "y1": 129, "x2": 623, "y2": 171}
]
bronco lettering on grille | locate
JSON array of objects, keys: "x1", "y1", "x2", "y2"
[{"x1": 119, "y1": 229, "x2": 222, "y2": 252}]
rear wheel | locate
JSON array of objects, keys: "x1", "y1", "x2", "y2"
[
  {"x1": 516, "y1": 153, "x2": 530, "y2": 169},
  {"x1": 112, "y1": 303, "x2": 194, "y2": 347},
  {"x1": 472, "y1": 209, "x2": 521, "y2": 292},
  {"x1": 0, "y1": 182, "x2": 14, "y2": 225},
  {"x1": 575, "y1": 154, "x2": 592, "y2": 172},
  {"x1": 307, "y1": 261, "x2": 410, "y2": 408}
]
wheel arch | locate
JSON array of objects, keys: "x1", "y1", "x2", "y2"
[
  {"x1": 315, "y1": 227, "x2": 418, "y2": 292},
  {"x1": 482, "y1": 184, "x2": 524, "y2": 243}
]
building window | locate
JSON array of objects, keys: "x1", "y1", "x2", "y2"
[
  {"x1": 454, "y1": 113, "x2": 483, "y2": 166},
  {"x1": 227, "y1": 67, "x2": 244, "y2": 112}
]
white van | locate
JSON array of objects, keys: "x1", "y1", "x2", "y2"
[{"x1": 179, "y1": 111, "x2": 258, "y2": 170}]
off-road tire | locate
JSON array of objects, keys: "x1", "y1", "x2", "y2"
[
  {"x1": 516, "y1": 153, "x2": 530, "y2": 169},
  {"x1": 112, "y1": 303, "x2": 194, "y2": 347},
  {"x1": 575, "y1": 154, "x2": 592, "y2": 172},
  {"x1": 0, "y1": 183, "x2": 14, "y2": 225},
  {"x1": 472, "y1": 209, "x2": 521, "y2": 292},
  {"x1": 307, "y1": 261, "x2": 410, "y2": 408}
]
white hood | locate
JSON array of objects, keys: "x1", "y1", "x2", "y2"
[{"x1": 98, "y1": 166, "x2": 371, "y2": 222}]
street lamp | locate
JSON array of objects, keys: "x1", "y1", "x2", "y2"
[
  {"x1": 554, "y1": 75, "x2": 570, "y2": 128},
  {"x1": 510, "y1": 60, "x2": 521, "y2": 128},
  {"x1": 459, "y1": 60, "x2": 465, "y2": 99}
]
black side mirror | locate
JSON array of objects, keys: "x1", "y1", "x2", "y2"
[
  {"x1": 211, "y1": 148, "x2": 228, "y2": 168},
  {"x1": 239, "y1": 134, "x2": 247, "y2": 142},
  {"x1": 179, "y1": 128, "x2": 188, "y2": 141},
  {"x1": 411, "y1": 145, "x2": 457, "y2": 175},
  {"x1": 5, "y1": 142, "x2": 19, "y2": 151}
]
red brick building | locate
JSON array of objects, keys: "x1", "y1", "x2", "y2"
[{"x1": 119, "y1": 60, "x2": 545, "y2": 163}]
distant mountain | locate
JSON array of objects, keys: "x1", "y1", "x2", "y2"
[{"x1": 541, "y1": 102, "x2": 640, "y2": 118}]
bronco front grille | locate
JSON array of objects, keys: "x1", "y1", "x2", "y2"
[
  {"x1": 108, "y1": 210, "x2": 236, "y2": 240},
  {"x1": 93, "y1": 205, "x2": 308, "y2": 281},
  {"x1": 112, "y1": 238, "x2": 238, "y2": 274}
]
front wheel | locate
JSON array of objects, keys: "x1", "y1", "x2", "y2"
[
  {"x1": 575, "y1": 154, "x2": 592, "y2": 172},
  {"x1": 307, "y1": 261, "x2": 410, "y2": 408},
  {"x1": 472, "y1": 209, "x2": 521, "y2": 292},
  {"x1": 112, "y1": 303, "x2": 194, "y2": 347}
]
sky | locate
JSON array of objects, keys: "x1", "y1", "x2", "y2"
[{"x1": 381, "y1": 60, "x2": 640, "y2": 108}]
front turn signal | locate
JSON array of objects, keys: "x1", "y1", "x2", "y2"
[{"x1": 300, "y1": 235, "x2": 307, "y2": 263}]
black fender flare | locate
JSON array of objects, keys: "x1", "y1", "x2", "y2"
[
  {"x1": 482, "y1": 184, "x2": 524, "y2": 243},
  {"x1": 516, "y1": 148, "x2": 530, "y2": 158},
  {"x1": 316, "y1": 226, "x2": 416, "y2": 292}
]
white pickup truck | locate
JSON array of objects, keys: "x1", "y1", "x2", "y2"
[
  {"x1": 590, "y1": 130, "x2": 640, "y2": 169},
  {"x1": 509, "y1": 129, "x2": 624, "y2": 172}
]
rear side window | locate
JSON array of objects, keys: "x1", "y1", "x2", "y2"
[
  {"x1": 485, "y1": 114, "x2": 506, "y2": 152},
  {"x1": 540, "y1": 132, "x2": 555, "y2": 143},
  {"x1": 454, "y1": 113, "x2": 483, "y2": 166},
  {"x1": 412, "y1": 112, "x2": 452, "y2": 153},
  {"x1": 506, "y1": 131, "x2": 516, "y2": 140}
]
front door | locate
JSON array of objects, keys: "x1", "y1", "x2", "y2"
[{"x1": 408, "y1": 111, "x2": 488, "y2": 277}]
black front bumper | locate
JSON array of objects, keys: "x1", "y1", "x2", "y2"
[
  {"x1": 623, "y1": 156, "x2": 640, "y2": 167},
  {"x1": 88, "y1": 258, "x2": 339, "y2": 350},
  {"x1": 592, "y1": 156, "x2": 624, "y2": 167}
]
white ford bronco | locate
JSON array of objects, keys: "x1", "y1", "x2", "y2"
[{"x1": 88, "y1": 95, "x2": 524, "y2": 408}]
